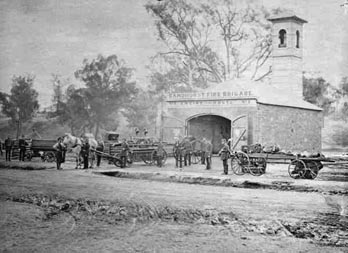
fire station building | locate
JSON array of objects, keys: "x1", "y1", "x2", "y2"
[{"x1": 159, "y1": 13, "x2": 323, "y2": 153}]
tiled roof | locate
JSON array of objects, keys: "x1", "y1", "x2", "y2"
[{"x1": 267, "y1": 11, "x2": 308, "y2": 23}]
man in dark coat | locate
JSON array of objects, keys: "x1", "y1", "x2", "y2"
[
  {"x1": 120, "y1": 138, "x2": 129, "y2": 168},
  {"x1": 173, "y1": 137, "x2": 183, "y2": 168},
  {"x1": 200, "y1": 138, "x2": 206, "y2": 165},
  {"x1": 18, "y1": 135, "x2": 27, "y2": 161},
  {"x1": 218, "y1": 139, "x2": 231, "y2": 175},
  {"x1": 183, "y1": 138, "x2": 193, "y2": 166},
  {"x1": 0, "y1": 138, "x2": 3, "y2": 156},
  {"x1": 81, "y1": 139, "x2": 90, "y2": 169},
  {"x1": 96, "y1": 139, "x2": 104, "y2": 167},
  {"x1": 4, "y1": 136, "x2": 13, "y2": 161},
  {"x1": 53, "y1": 137, "x2": 66, "y2": 170},
  {"x1": 156, "y1": 141, "x2": 165, "y2": 167},
  {"x1": 205, "y1": 139, "x2": 213, "y2": 170}
]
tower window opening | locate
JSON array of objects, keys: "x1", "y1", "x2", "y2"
[
  {"x1": 278, "y1": 29, "x2": 287, "y2": 48},
  {"x1": 296, "y1": 30, "x2": 300, "y2": 48}
]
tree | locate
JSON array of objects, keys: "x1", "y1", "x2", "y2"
[
  {"x1": 122, "y1": 91, "x2": 159, "y2": 131},
  {"x1": 145, "y1": 0, "x2": 224, "y2": 92},
  {"x1": 338, "y1": 76, "x2": 348, "y2": 97},
  {"x1": 145, "y1": 0, "x2": 273, "y2": 93},
  {"x1": 74, "y1": 54, "x2": 138, "y2": 137},
  {"x1": 0, "y1": 75, "x2": 39, "y2": 133},
  {"x1": 51, "y1": 74, "x2": 68, "y2": 117},
  {"x1": 303, "y1": 75, "x2": 335, "y2": 115},
  {"x1": 57, "y1": 85, "x2": 90, "y2": 135},
  {"x1": 202, "y1": 0, "x2": 272, "y2": 80}
]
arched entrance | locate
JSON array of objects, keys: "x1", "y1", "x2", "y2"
[{"x1": 187, "y1": 114, "x2": 231, "y2": 153}]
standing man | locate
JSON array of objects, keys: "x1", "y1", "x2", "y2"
[
  {"x1": 201, "y1": 138, "x2": 206, "y2": 165},
  {"x1": 0, "y1": 138, "x2": 3, "y2": 156},
  {"x1": 120, "y1": 138, "x2": 129, "y2": 168},
  {"x1": 18, "y1": 135, "x2": 27, "y2": 161},
  {"x1": 183, "y1": 138, "x2": 193, "y2": 166},
  {"x1": 4, "y1": 136, "x2": 13, "y2": 161},
  {"x1": 96, "y1": 138, "x2": 104, "y2": 167},
  {"x1": 53, "y1": 137, "x2": 66, "y2": 170},
  {"x1": 205, "y1": 139, "x2": 213, "y2": 170},
  {"x1": 173, "y1": 137, "x2": 182, "y2": 169},
  {"x1": 218, "y1": 139, "x2": 231, "y2": 175},
  {"x1": 81, "y1": 139, "x2": 90, "y2": 169},
  {"x1": 156, "y1": 141, "x2": 165, "y2": 168}
]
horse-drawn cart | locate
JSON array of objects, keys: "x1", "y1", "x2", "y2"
[
  {"x1": 109, "y1": 143, "x2": 168, "y2": 166},
  {"x1": 26, "y1": 139, "x2": 57, "y2": 162},
  {"x1": 101, "y1": 135, "x2": 168, "y2": 167},
  {"x1": 229, "y1": 130, "x2": 348, "y2": 179}
]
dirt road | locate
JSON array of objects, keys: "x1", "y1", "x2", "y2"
[{"x1": 0, "y1": 160, "x2": 347, "y2": 252}]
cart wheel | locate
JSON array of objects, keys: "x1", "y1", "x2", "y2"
[
  {"x1": 231, "y1": 151, "x2": 249, "y2": 175},
  {"x1": 26, "y1": 152, "x2": 33, "y2": 161},
  {"x1": 150, "y1": 150, "x2": 168, "y2": 166},
  {"x1": 127, "y1": 152, "x2": 133, "y2": 166},
  {"x1": 288, "y1": 159, "x2": 306, "y2": 179},
  {"x1": 45, "y1": 151, "x2": 56, "y2": 163},
  {"x1": 113, "y1": 158, "x2": 121, "y2": 167},
  {"x1": 142, "y1": 153, "x2": 154, "y2": 165},
  {"x1": 249, "y1": 157, "x2": 267, "y2": 176},
  {"x1": 303, "y1": 161, "x2": 319, "y2": 179}
]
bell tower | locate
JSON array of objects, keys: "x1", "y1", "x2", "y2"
[{"x1": 268, "y1": 12, "x2": 307, "y2": 98}]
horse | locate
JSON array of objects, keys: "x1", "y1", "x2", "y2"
[{"x1": 63, "y1": 133, "x2": 98, "y2": 169}]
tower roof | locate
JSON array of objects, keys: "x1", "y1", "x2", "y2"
[{"x1": 268, "y1": 11, "x2": 308, "y2": 23}]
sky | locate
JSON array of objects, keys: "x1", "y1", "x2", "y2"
[{"x1": 0, "y1": 0, "x2": 347, "y2": 107}]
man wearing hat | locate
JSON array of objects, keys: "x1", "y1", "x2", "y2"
[
  {"x1": 4, "y1": 136, "x2": 13, "y2": 161},
  {"x1": 18, "y1": 135, "x2": 27, "y2": 161},
  {"x1": 173, "y1": 137, "x2": 183, "y2": 168},
  {"x1": 81, "y1": 138, "x2": 90, "y2": 169},
  {"x1": 218, "y1": 138, "x2": 231, "y2": 175},
  {"x1": 120, "y1": 138, "x2": 130, "y2": 168},
  {"x1": 53, "y1": 137, "x2": 66, "y2": 170},
  {"x1": 204, "y1": 139, "x2": 213, "y2": 170}
]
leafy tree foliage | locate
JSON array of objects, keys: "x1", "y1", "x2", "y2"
[
  {"x1": 145, "y1": 0, "x2": 273, "y2": 93},
  {"x1": 51, "y1": 74, "x2": 68, "y2": 117},
  {"x1": 202, "y1": 0, "x2": 272, "y2": 80},
  {"x1": 339, "y1": 76, "x2": 348, "y2": 96},
  {"x1": 303, "y1": 76, "x2": 335, "y2": 115},
  {"x1": 73, "y1": 54, "x2": 138, "y2": 137},
  {"x1": 0, "y1": 75, "x2": 39, "y2": 126},
  {"x1": 57, "y1": 85, "x2": 90, "y2": 135},
  {"x1": 122, "y1": 91, "x2": 159, "y2": 131}
]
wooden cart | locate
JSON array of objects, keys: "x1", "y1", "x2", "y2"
[
  {"x1": 229, "y1": 130, "x2": 348, "y2": 179},
  {"x1": 231, "y1": 148, "x2": 348, "y2": 179},
  {"x1": 108, "y1": 142, "x2": 168, "y2": 166},
  {"x1": 27, "y1": 139, "x2": 57, "y2": 162}
]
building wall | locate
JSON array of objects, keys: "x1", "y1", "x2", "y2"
[
  {"x1": 162, "y1": 100, "x2": 258, "y2": 147},
  {"x1": 257, "y1": 104, "x2": 323, "y2": 152}
]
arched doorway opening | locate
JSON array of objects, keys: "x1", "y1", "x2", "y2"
[{"x1": 187, "y1": 114, "x2": 231, "y2": 153}]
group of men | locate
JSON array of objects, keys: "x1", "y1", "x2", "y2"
[
  {"x1": 0, "y1": 135, "x2": 28, "y2": 162},
  {"x1": 173, "y1": 137, "x2": 213, "y2": 170},
  {"x1": 173, "y1": 137, "x2": 232, "y2": 175}
]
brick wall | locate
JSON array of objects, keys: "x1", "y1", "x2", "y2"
[{"x1": 257, "y1": 104, "x2": 323, "y2": 152}]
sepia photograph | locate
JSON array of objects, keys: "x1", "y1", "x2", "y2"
[{"x1": 0, "y1": 0, "x2": 347, "y2": 252}]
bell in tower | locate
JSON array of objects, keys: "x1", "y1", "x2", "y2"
[{"x1": 268, "y1": 12, "x2": 307, "y2": 98}]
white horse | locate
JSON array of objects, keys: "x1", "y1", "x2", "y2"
[{"x1": 63, "y1": 133, "x2": 98, "y2": 169}]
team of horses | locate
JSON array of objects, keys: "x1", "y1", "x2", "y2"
[{"x1": 62, "y1": 133, "x2": 98, "y2": 169}]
